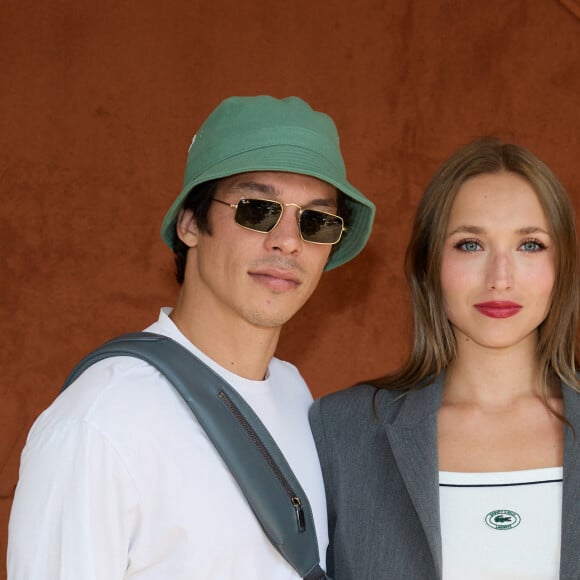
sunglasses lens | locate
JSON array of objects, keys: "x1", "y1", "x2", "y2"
[
  {"x1": 300, "y1": 210, "x2": 344, "y2": 244},
  {"x1": 235, "y1": 199, "x2": 282, "y2": 232},
  {"x1": 232, "y1": 198, "x2": 343, "y2": 244}
]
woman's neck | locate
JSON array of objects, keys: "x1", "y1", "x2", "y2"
[{"x1": 443, "y1": 334, "x2": 544, "y2": 406}]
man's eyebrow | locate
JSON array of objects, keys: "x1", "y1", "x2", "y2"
[
  {"x1": 311, "y1": 197, "x2": 338, "y2": 209},
  {"x1": 232, "y1": 181, "x2": 338, "y2": 208},
  {"x1": 446, "y1": 225, "x2": 552, "y2": 236},
  {"x1": 232, "y1": 181, "x2": 279, "y2": 197}
]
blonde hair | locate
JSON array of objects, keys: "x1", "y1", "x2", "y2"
[{"x1": 373, "y1": 137, "x2": 580, "y2": 397}]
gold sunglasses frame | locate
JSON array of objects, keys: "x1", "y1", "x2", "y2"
[{"x1": 212, "y1": 197, "x2": 346, "y2": 245}]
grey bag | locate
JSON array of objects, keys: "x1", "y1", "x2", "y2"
[{"x1": 62, "y1": 332, "x2": 328, "y2": 580}]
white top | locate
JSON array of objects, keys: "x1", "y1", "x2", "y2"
[
  {"x1": 8, "y1": 308, "x2": 328, "y2": 580},
  {"x1": 439, "y1": 467, "x2": 563, "y2": 580}
]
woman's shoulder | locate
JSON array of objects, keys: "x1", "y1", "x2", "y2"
[{"x1": 310, "y1": 383, "x2": 404, "y2": 424}]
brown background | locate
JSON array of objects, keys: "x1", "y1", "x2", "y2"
[{"x1": 1, "y1": 0, "x2": 579, "y2": 575}]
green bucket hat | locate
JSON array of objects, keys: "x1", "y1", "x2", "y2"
[{"x1": 161, "y1": 95, "x2": 375, "y2": 271}]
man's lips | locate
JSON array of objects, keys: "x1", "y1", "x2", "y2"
[
  {"x1": 249, "y1": 269, "x2": 301, "y2": 291},
  {"x1": 474, "y1": 301, "x2": 522, "y2": 318}
]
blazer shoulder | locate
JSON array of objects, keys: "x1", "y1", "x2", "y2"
[{"x1": 310, "y1": 383, "x2": 404, "y2": 431}]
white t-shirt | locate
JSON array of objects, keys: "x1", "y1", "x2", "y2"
[
  {"x1": 8, "y1": 308, "x2": 328, "y2": 580},
  {"x1": 439, "y1": 467, "x2": 563, "y2": 580}
]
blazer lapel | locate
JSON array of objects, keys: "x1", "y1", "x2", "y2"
[
  {"x1": 381, "y1": 377, "x2": 444, "y2": 578},
  {"x1": 560, "y1": 383, "x2": 580, "y2": 578},
  {"x1": 377, "y1": 378, "x2": 580, "y2": 578}
]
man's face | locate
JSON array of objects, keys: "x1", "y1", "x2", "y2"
[{"x1": 179, "y1": 171, "x2": 337, "y2": 330}]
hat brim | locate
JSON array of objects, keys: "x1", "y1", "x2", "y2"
[{"x1": 161, "y1": 145, "x2": 375, "y2": 271}]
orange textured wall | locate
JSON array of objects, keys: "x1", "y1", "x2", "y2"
[{"x1": 1, "y1": 0, "x2": 579, "y2": 575}]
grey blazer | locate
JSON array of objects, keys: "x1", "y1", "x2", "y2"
[{"x1": 309, "y1": 377, "x2": 580, "y2": 580}]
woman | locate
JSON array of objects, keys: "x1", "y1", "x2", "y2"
[{"x1": 310, "y1": 137, "x2": 580, "y2": 579}]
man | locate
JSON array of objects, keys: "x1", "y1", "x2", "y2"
[{"x1": 8, "y1": 95, "x2": 375, "y2": 579}]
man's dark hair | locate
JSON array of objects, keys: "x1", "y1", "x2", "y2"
[
  {"x1": 172, "y1": 179, "x2": 352, "y2": 284},
  {"x1": 172, "y1": 179, "x2": 220, "y2": 284}
]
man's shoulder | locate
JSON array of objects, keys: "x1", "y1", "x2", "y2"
[
  {"x1": 268, "y1": 357, "x2": 311, "y2": 395},
  {"x1": 269, "y1": 356, "x2": 302, "y2": 379},
  {"x1": 55, "y1": 319, "x2": 187, "y2": 416},
  {"x1": 31, "y1": 354, "x2": 182, "y2": 439}
]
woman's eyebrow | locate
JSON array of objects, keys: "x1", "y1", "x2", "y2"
[
  {"x1": 446, "y1": 225, "x2": 485, "y2": 236},
  {"x1": 516, "y1": 226, "x2": 552, "y2": 236},
  {"x1": 446, "y1": 225, "x2": 552, "y2": 237}
]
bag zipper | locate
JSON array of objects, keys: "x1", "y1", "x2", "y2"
[{"x1": 217, "y1": 390, "x2": 306, "y2": 532}]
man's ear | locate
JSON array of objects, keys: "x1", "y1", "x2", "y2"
[{"x1": 175, "y1": 208, "x2": 199, "y2": 248}]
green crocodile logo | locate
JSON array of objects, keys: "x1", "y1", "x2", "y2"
[{"x1": 485, "y1": 509, "x2": 521, "y2": 530}]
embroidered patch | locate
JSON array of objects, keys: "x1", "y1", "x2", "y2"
[{"x1": 485, "y1": 509, "x2": 521, "y2": 530}]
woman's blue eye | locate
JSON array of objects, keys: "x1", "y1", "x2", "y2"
[
  {"x1": 458, "y1": 240, "x2": 481, "y2": 252},
  {"x1": 520, "y1": 240, "x2": 545, "y2": 252}
]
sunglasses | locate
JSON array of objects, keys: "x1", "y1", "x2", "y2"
[{"x1": 212, "y1": 198, "x2": 346, "y2": 245}]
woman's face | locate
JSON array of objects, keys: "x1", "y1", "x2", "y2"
[{"x1": 440, "y1": 171, "x2": 556, "y2": 354}]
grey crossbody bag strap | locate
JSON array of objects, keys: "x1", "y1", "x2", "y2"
[{"x1": 61, "y1": 332, "x2": 328, "y2": 580}]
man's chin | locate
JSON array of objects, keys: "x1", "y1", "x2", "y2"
[{"x1": 246, "y1": 310, "x2": 291, "y2": 329}]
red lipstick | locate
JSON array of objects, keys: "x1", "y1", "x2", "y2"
[{"x1": 474, "y1": 301, "x2": 522, "y2": 319}]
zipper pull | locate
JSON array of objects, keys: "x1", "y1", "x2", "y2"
[{"x1": 291, "y1": 496, "x2": 306, "y2": 532}]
